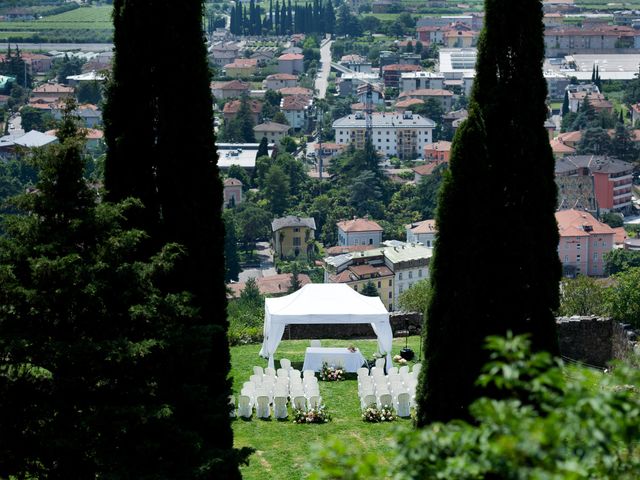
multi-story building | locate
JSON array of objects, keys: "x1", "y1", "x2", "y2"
[
  {"x1": 262, "y1": 73, "x2": 298, "y2": 90},
  {"x1": 400, "y1": 71, "x2": 445, "y2": 93},
  {"x1": 223, "y1": 178, "x2": 243, "y2": 207},
  {"x1": 324, "y1": 242, "x2": 433, "y2": 311},
  {"x1": 423, "y1": 141, "x2": 452, "y2": 162},
  {"x1": 555, "y1": 209, "x2": 614, "y2": 277},
  {"x1": 280, "y1": 94, "x2": 312, "y2": 131},
  {"x1": 398, "y1": 88, "x2": 454, "y2": 111},
  {"x1": 277, "y1": 53, "x2": 304, "y2": 75},
  {"x1": 271, "y1": 216, "x2": 316, "y2": 260},
  {"x1": 253, "y1": 121, "x2": 290, "y2": 143},
  {"x1": 333, "y1": 111, "x2": 435, "y2": 160},
  {"x1": 382, "y1": 64, "x2": 423, "y2": 89},
  {"x1": 555, "y1": 155, "x2": 634, "y2": 213},
  {"x1": 222, "y1": 99, "x2": 262, "y2": 124},
  {"x1": 544, "y1": 25, "x2": 640, "y2": 54},
  {"x1": 337, "y1": 218, "x2": 384, "y2": 247}
]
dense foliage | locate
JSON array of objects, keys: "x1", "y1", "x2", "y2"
[
  {"x1": 310, "y1": 334, "x2": 640, "y2": 480},
  {"x1": 417, "y1": 0, "x2": 561, "y2": 425},
  {"x1": 104, "y1": 0, "x2": 245, "y2": 476}
]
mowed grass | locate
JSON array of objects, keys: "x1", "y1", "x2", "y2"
[
  {"x1": 231, "y1": 336, "x2": 423, "y2": 480},
  {"x1": 0, "y1": 6, "x2": 112, "y2": 31}
]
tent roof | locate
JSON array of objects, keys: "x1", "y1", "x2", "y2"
[{"x1": 265, "y1": 283, "x2": 388, "y2": 323}]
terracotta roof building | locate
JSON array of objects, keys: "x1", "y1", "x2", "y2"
[
  {"x1": 227, "y1": 273, "x2": 311, "y2": 298},
  {"x1": 222, "y1": 99, "x2": 262, "y2": 124},
  {"x1": 337, "y1": 218, "x2": 384, "y2": 247},
  {"x1": 406, "y1": 219, "x2": 437, "y2": 247},
  {"x1": 555, "y1": 209, "x2": 615, "y2": 277}
]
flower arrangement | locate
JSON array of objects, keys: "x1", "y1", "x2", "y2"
[
  {"x1": 347, "y1": 345, "x2": 357, "y2": 353},
  {"x1": 362, "y1": 405, "x2": 396, "y2": 423},
  {"x1": 393, "y1": 354, "x2": 408, "y2": 364},
  {"x1": 320, "y1": 362, "x2": 345, "y2": 381},
  {"x1": 293, "y1": 405, "x2": 331, "y2": 424}
]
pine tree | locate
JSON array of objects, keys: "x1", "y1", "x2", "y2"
[
  {"x1": 256, "y1": 136, "x2": 269, "y2": 158},
  {"x1": 325, "y1": 0, "x2": 335, "y2": 34},
  {"x1": 361, "y1": 281, "x2": 379, "y2": 297},
  {"x1": 103, "y1": 0, "x2": 247, "y2": 476},
  {"x1": 275, "y1": 0, "x2": 280, "y2": 35},
  {"x1": 416, "y1": 0, "x2": 561, "y2": 426}
]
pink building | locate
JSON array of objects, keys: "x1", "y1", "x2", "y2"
[
  {"x1": 555, "y1": 209, "x2": 614, "y2": 277},
  {"x1": 223, "y1": 178, "x2": 243, "y2": 207}
]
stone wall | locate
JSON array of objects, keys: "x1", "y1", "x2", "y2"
[{"x1": 556, "y1": 316, "x2": 639, "y2": 368}]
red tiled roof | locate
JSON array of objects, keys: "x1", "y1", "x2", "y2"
[
  {"x1": 227, "y1": 273, "x2": 311, "y2": 297},
  {"x1": 278, "y1": 86, "x2": 313, "y2": 96},
  {"x1": 550, "y1": 139, "x2": 576, "y2": 154},
  {"x1": 399, "y1": 88, "x2": 453, "y2": 98},
  {"x1": 424, "y1": 141, "x2": 452, "y2": 152},
  {"x1": 225, "y1": 58, "x2": 257, "y2": 68},
  {"x1": 224, "y1": 177, "x2": 243, "y2": 186},
  {"x1": 612, "y1": 227, "x2": 628, "y2": 245},
  {"x1": 382, "y1": 64, "x2": 422, "y2": 72},
  {"x1": 266, "y1": 73, "x2": 298, "y2": 80},
  {"x1": 32, "y1": 83, "x2": 74, "y2": 94},
  {"x1": 222, "y1": 99, "x2": 263, "y2": 114},
  {"x1": 395, "y1": 98, "x2": 424, "y2": 109},
  {"x1": 281, "y1": 94, "x2": 311, "y2": 111},
  {"x1": 406, "y1": 219, "x2": 437, "y2": 234},
  {"x1": 555, "y1": 209, "x2": 615, "y2": 237},
  {"x1": 413, "y1": 160, "x2": 447, "y2": 176},
  {"x1": 337, "y1": 218, "x2": 383, "y2": 233},
  {"x1": 219, "y1": 79, "x2": 250, "y2": 90},
  {"x1": 278, "y1": 53, "x2": 304, "y2": 61}
]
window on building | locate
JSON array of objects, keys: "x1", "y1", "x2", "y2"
[
  {"x1": 369, "y1": 238, "x2": 373, "y2": 245},
  {"x1": 399, "y1": 285, "x2": 403, "y2": 293},
  {"x1": 576, "y1": 254, "x2": 581, "y2": 261},
  {"x1": 293, "y1": 237, "x2": 301, "y2": 246},
  {"x1": 564, "y1": 255, "x2": 569, "y2": 262},
  {"x1": 418, "y1": 269, "x2": 422, "y2": 278},
  {"x1": 408, "y1": 271, "x2": 413, "y2": 279},
  {"x1": 399, "y1": 273, "x2": 403, "y2": 280},
  {"x1": 594, "y1": 252, "x2": 598, "y2": 261},
  {"x1": 388, "y1": 279, "x2": 392, "y2": 286},
  {"x1": 377, "y1": 281, "x2": 381, "y2": 288},
  {"x1": 388, "y1": 291, "x2": 392, "y2": 298},
  {"x1": 294, "y1": 227, "x2": 300, "y2": 232},
  {"x1": 577, "y1": 243, "x2": 581, "y2": 250}
]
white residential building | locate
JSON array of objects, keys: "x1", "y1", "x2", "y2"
[
  {"x1": 406, "y1": 219, "x2": 437, "y2": 247},
  {"x1": 337, "y1": 218, "x2": 384, "y2": 247},
  {"x1": 400, "y1": 71, "x2": 445, "y2": 93},
  {"x1": 333, "y1": 111, "x2": 435, "y2": 159}
]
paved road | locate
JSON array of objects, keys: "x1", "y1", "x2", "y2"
[
  {"x1": 5, "y1": 43, "x2": 113, "y2": 52},
  {"x1": 238, "y1": 241, "x2": 277, "y2": 282},
  {"x1": 315, "y1": 38, "x2": 332, "y2": 99}
]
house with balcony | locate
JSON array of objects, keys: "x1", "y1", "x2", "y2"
[
  {"x1": 398, "y1": 88, "x2": 454, "y2": 111},
  {"x1": 333, "y1": 111, "x2": 435, "y2": 160},
  {"x1": 382, "y1": 64, "x2": 423, "y2": 89},
  {"x1": 272, "y1": 216, "x2": 316, "y2": 260},
  {"x1": 280, "y1": 94, "x2": 312, "y2": 131},
  {"x1": 400, "y1": 71, "x2": 445, "y2": 93},
  {"x1": 555, "y1": 209, "x2": 614, "y2": 277}
]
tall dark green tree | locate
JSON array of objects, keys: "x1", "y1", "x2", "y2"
[
  {"x1": 103, "y1": 0, "x2": 247, "y2": 476},
  {"x1": 416, "y1": 0, "x2": 561, "y2": 426},
  {"x1": 561, "y1": 89, "x2": 569, "y2": 117}
]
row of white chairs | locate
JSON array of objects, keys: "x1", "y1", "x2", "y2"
[
  {"x1": 233, "y1": 393, "x2": 323, "y2": 419},
  {"x1": 360, "y1": 391, "x2": 412, "y2": 417}
]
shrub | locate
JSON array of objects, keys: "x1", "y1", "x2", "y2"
[
  {"x1": 309, "y1": 333, "x2": 640, "y2": 479},
  {"x1": 319, "y1": 363, "x2": 345, "y2": 382},
  {"x1": 362, "y1": 405, "x2": 396, "y2": 423},
  {"x1": 293, "y1": 405, "x2": 331, "y2": 424}
]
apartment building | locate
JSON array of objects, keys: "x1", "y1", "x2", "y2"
[{"x1": 333, "y1": 111, "x2": 435, "y2": 160}]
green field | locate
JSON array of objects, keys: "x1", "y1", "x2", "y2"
[
  {"x1": 0, "y1": 6, "x2": 112, "y2": 32},
  {"x1": 231, "y1": 336, "x2": 423, "y2": 480}
]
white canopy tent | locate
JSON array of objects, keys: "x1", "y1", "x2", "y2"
[{"x1": 259, "y1": 283, "x2": 393, "y2": 370}]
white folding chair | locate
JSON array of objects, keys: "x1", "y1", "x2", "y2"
[
  {"x1": 277, "y1": 368, "x2": 289, "y2": 378},
  {"x1": 289, "y1": 369, "x2": 301, "y2": 379},
  {"x1": 264, "y1": 367, "x2": 276, "y2": 377},
  {"x1": 361, "y1": 393, "x2": 377, "y2": 410},
  {"x1": 399, "y1": 365, "x2": 410, "y2": 376},
  {"x1": 273, "y1": 396, "x2": 288, "y2": 419},
  {"x1": 388, "y1": 366, "x2": 399, "y2": 375},
  {"x1": 280, "y1": 358, "x2": 292, "y2": 371},
  {"x1": 256, "y1": 395, "x2": 271, "y2": 418},
  {"x1": 238, "y1": 395, "x2": 253, "y2": 418},
  {"x1": 308, "y1": 395, "x2": 321, "y2": 409},
  {"x1": 249, "y1": 374, "x2": 262, "y2": 385},
  {"x1": 293, "y1": 395, "x2": 307, "y2": 412},
  {"x1": 253, "y1": 366, "x2": 264, "y2": 376},
  {"x1": 378, "y1": 393, "x2": 393, "y2": 410},
  {"x1": 375, "y1": 358, "x2": 386, "y2": 370},
  {"x1": 357, "y1": 367, "x2": 369, "y2": 377},
  {"x1": 310, "y1": 339, "x2": 322, "y2": 347},
  {"x1": 303, "y1": 370, "x2": 315, "y2": 379},
  {"x1": 412, "y1": 363, "x2": 422, "y2": 375},
  {"x1": 396, "y1": 392, "x2": 411, "y2": 417}
]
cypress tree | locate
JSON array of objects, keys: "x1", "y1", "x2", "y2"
[
  {"x1": 415, "y1": 0, "x2": 561, "y2": 426},
  {"x1": 280, "y1": 2, "x2": 287, "y2": 34},
  {"x1": 325, "y1": 0, "x2": 335, "y2": 34},
  {"x1": 561, "y1": 89, "x2": 569, "y2": 116},
  {"x1": 104, "y1": 0, "x2": 247, "y2": 476},
  {"x1": 256, "y1": 136, "x2": 269, "y2": 158},
  {"x1": 275, "y1": 0, "x2": 280, "y2": 35},
  {"x1": 287, "y1": 0, "x2": 293, "y2": 33}
]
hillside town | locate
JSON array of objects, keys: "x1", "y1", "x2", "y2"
[{"x1": 0, "y1": 1, "x2": 640, "y2": 479}]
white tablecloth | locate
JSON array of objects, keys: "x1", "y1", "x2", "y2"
[{"x1": 302, "y1": 347, "x2": 367, "y2": 373}]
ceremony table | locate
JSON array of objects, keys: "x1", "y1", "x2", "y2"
[{"x1": 302, "y1": 347, "x2": 367, "y2": 373}]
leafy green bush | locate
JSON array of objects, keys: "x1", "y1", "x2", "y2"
[{"x1": 309, "y1": 333, "x2": 640, "y2": 479}]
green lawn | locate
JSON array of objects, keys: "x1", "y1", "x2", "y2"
[
  {"x1": 0, "y1": 6, "x2": 112, "y2": 31},
  {"x1": 231, "y1": 336, "x2": 423, "y2": 480}
]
